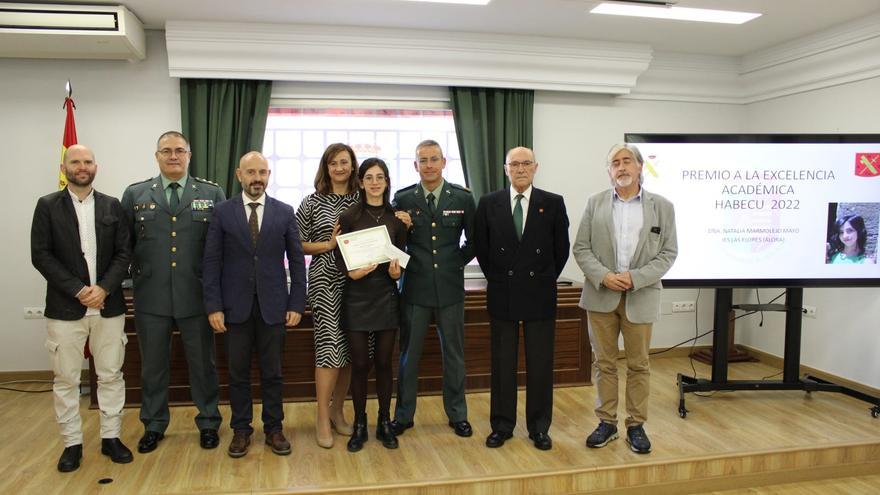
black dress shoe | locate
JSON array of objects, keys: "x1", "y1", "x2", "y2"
[
  {"x1": 200, "y1": 429, "x2": 219, "y2": 449},
  {"x1": 101, "y1": 438, "x2": 133, "y2": 463},
  {"x1": 57, "y1": 444, "x2": 82, "y2": 473},
  {"x1": 137, "y1": 431, "x2": 164, "y2": 453},
  {"x1": 448, "y1": 420, "x2": 473, "y2": 437},
  {"x1": 485, "y1": 431, "x2": 512, "y2": 448},
  {"x1": 528, "y1": 432, "x2": 552, "y2": 451},
  {"x1": 389, "y1": 419, "x2": 414, "y2": 436}
]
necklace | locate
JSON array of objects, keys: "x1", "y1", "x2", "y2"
[{"x1": 365, "y1": 206, "x2": 384, "y2": 224}]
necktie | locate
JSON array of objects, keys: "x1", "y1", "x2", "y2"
[
  {"x1": 168, "y1": 182, "x2": 180, "y2": 211},
  {"x1": 248, "y1": 202, "x2": 260, "y2": 248},
  {"x1": 426, "y1": 192, "x2": 436, "y2": 216},
  {"x1": 513, "y1": 193, "x2": 524, "y2": 241}
]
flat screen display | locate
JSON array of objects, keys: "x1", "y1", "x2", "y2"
[{"x1": 625, "y1": 134, "x2": 880, "y2": 287}]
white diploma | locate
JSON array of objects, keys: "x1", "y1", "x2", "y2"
[
  {"x1": 337, "y1": 225, "x2": 393, "y2": 270},
  {"x1": 385, "y1": 242, "x2": 410, "y2": 269}
]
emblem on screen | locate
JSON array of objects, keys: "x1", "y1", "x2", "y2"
[{"x1": 855, "y1": 153, "x2": 880, "y2": 177}]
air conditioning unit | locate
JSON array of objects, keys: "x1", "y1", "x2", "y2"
[{"x1": 0, "y1": 3, "x2": 145, "y2": 60}]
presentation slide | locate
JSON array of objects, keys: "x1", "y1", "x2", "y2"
[{"x1": 627, "y1": 135, "x2": 880, "y2": 287}]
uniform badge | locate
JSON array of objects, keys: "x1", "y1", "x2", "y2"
[
  {"x1": 442, "y1": 209, "x2": 464, "y2": 216},
  {"x1": 149, "y1": 203, "x2": 156, "y2": 210}
]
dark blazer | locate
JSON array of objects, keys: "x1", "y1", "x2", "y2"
[
  {"x1": 121, "y1": 175, "x2": 226, "y2": 319},
  {"x1": 474, "y1": 187, "x2": 570, "y2": 321},
  {"x1": 202, "y1": 194, "x2": 307, "y2": 326},
  {"x1": 31, "y1": 188, "x2": 131, "y2": 320},
  {"x1": 392, "y1": 181, "x2": 476, "y2": 307}
]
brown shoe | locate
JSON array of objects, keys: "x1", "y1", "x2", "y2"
[
  {"x1": 227, "y1": 431, "x2": 251, "y2": 458},
  {"x1": 265, "y1": 430, "x2": 291, "y2": 456}
]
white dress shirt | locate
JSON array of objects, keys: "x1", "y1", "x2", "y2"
[{"x1": 69, "y1": 188, "x2": 99, "y2": 316}]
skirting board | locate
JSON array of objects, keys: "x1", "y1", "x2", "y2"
[{"x1": 739, "y1": 344, "x2": 880, "y2": 398}]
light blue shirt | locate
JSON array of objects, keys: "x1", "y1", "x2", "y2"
[{"x1": 611, "y1": 188, "x2": 643, "y2": 273}]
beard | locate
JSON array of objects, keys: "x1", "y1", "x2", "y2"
[
  {"x1": 65, "y1": 170, "x2": 95, "y2": 187},
  {"x1": 614, "y1": 175, "x2": 634, "y2": 188},
  {"x1": 244, "y1": 182, "x2": 264, "y2": 197}
]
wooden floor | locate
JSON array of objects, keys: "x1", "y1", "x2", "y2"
[{"x1": 2, "y1": 356, "x2": 878, "y2": 494}]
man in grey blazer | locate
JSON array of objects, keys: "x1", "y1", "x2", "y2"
[{"x1": 572, "y1": 143, "x2": 677, "y2": 454}]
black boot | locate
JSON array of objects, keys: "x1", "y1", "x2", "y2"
[
  {"x1": 376, "y1": 412, "x2": 399, "y2": 449},
  {"x1": 347, "y1": 413, "x2": 368, "y2": 453}
]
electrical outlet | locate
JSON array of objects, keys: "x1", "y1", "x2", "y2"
[
  {"x1": 672, "y1": 301, "x2": 696, "y2": 313},
  {"x1": 23, "y1": 307, "x2": 45, "y2": 319},
  {"x1": 802, "y1": 305, "x2": 817, "y2": 318}
]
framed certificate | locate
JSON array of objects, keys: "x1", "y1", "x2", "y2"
[{"x1": 337, "y1": 225, "x2": 394, "y2": 270}]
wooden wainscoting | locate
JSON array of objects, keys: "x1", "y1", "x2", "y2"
[{"x1": 90, "y1": 279, "x2": 590, "y2": 407}]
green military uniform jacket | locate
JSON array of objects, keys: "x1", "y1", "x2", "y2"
[
  {"x1": 121, "y1": 175, "x2": 226, "y2": 319},
  {"x1": 392, "y1": 180, "x2": 476, "y2": 308}
]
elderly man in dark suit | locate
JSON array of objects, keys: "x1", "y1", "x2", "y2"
[
  {"x1": 31, "y1": 144, "x2": 133, "y2": 472},
  {"x1": 474, "y1": 146, "x2": 570, "y2": 451},
  {"x1": 121, "y1": 131, "x2": 226, "y2": 453},
  {"x1": 202, "y1": 151, "x2": 306, "y2": 458}
]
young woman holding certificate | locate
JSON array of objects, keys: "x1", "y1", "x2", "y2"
[{"x1": 336, "y1": 158, "x2": 408, "y2": 452}]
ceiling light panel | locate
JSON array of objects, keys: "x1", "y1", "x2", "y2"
[{"x1": 591, "y1": 2, "x2": 761, "y2": 25}]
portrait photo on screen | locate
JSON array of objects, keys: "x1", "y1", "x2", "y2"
[{"x1": 825, "y1": 202, "x2": 879, "y2": 265}]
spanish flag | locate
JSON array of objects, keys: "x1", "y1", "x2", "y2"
[{"x1": 59, "y1": 96, "x2": 77, "y2": 190}]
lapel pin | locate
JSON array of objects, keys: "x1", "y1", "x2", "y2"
[{"x1": 539, "y1": 208, "x2": 544, "y2": 213}]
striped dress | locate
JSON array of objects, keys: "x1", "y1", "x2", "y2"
[{"x1": 296, "y1": 191, "x2": 360, "y2": 367}]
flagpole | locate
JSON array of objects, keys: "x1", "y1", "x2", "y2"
[{"x1": 59, "y1": 80, "x2": 77, "y2": 190}]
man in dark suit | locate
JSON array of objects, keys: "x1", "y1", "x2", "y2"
[
  {"x1": 120, "y1": 131, "x2": 226, "y2": 453},
  {"x1": 31, "y1": 144, "x2": 133, "y2": 472},
  {"x1": 391, "y1": 139, "x2": 476, "y2": 438},
  {"x1": 474, "y1": 146, "x2": 570, "y2": 451},
  {"x1": 202, "y1": 151, "x2": 306, "y2": 458}
]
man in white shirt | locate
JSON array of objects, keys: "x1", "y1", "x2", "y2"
[{"x1": 31, "y1": 144, "x2": 133, "y2": 472}]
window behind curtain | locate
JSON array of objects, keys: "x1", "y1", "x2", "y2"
[{"x1": 262, "y1": 106, "x2": 464, "y2": 208}]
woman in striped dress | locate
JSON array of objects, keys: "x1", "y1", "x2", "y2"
[{"x1": 296, "y1": 143, "x2": 360, "y2": 448}]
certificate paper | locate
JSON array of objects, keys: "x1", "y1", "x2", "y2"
[{"x1": 337, "y1": 225, "x2": 394, "y2": 270}]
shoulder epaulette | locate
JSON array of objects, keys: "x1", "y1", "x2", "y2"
[
  {"x1": 193, "y1": 176, "x2": 221, "y2": 187},
  {"x1": 126, "y1": 177, "x2": 153, "y2": 188},
  {"x1": 397, "y1": 183, "x2": 417, "y2": 192},
  {"x1": 449, "y1": 182, "x2": 471, "y2": 193}
]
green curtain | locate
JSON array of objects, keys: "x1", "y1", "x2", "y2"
[
  {"x1": 450, "y1": 87, "x2": 534, "y2": 200},
  {"x1": 180, "y1": 79, "x2": 273, "y2": 197}
]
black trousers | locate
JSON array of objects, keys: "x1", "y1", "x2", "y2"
[
  {"x1": 489, "y1": 318, "x2": 555, "y2": 435},
  {"x1": 226, "y1": 296, "x2": 286, "y2": 434}
]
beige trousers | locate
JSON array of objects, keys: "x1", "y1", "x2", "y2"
[
  {"x1": 587, "y1": 294, "x2": 652, "y2": 428},
  {"x1": 46, "y1": 315, "x2": 126, "y2": 447}
]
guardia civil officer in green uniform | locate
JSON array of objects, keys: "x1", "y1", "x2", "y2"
[
  {"x1": 120, "y1": 131, "x2": 225, "y2": 454},
  {"x1": 390, "y1": 139, "x2": 476, "y2": 438}
]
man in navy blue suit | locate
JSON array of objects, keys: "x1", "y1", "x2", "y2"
[{"x1": 202, "y1": 151, "x2": 306, "y2": 458}]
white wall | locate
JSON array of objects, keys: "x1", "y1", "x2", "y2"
[
  {"x1": 738, "y1": 77, "x2": 880, "y2": 389},
  {"x1": 533, "y1": 91, "x2": 747, "y2": 349},
  {"x1": 0, "y1": 31, "x2": 179, "y2": 371}
]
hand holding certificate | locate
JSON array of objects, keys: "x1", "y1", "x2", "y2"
[{"x1": 337, "y1": 225, "x2": 409, "y2": 271}]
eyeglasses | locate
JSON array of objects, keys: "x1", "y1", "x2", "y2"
[
  {"x1": 157, "y1": 148, "x2": 190, "y2": 158},
  {"x1": 506, "y1": 160, "x2": 535, "y2": 169}
]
